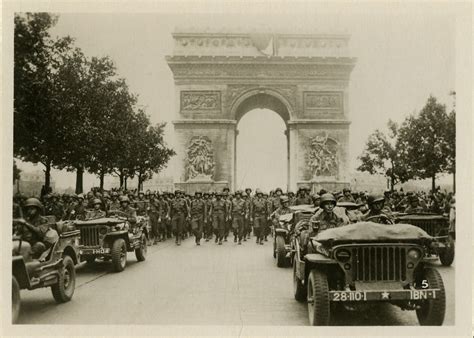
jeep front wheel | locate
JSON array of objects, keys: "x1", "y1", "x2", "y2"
[
  {"x1": 111, "y1": 238, "x2": 127, "y2": 272},
  {"x1": 307, "y1": 269, "x2": 330, "y2": 326},
  {"x1": 438, "y1": 236, "x2": 455, "y2": 266},
  {"x1": 51, "y1": 255, "x2": 76, "y2": 303},
  {"x1": 276, "y1": 235, "x2": 287, "y2": 267},
  {"x1": 135, "y1": 234, "x2": 147, "y2": 262},
  {"x1": 293, "y1": 259, "x2": 306, "y2": 302},
  {"x1": 416, "y1": 267, "x2": 446, "y2": 325},
  {"x1": 12, "y1": 276, "x2": 20, "y2": 323}
]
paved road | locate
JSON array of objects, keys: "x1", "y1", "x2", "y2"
[{"x1": 17, "y1": 236, "x2": 454, "y2": 326}]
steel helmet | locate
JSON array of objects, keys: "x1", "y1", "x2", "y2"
[
  {"x1": 93, "y1": 198, "x2": 102, "y2": 205},
  {"x1": 195, "y1": 191, "x2": 202, "y2": 196},
  {"x1": 255, "y1": 188, "x2": 263, "y2": 195},
  {"x1": 280, "y1": 195, "x2": 289, "y2": 204},
  {"x1": 24, "y1": 198, "x2": 44, "y2": 210},
  {"x1": 275, "y1": 187, "x2": 283, "y2": 194},
  {"x1": 119, "y1": 196, "x2": 130, "y2": 203},
  {"x1": 320, "y1": 193, "x2": 337, "y2": 205},
  {"x1": 235, "y1": 190, "x2": 242, "y2": 196},
  {"x1": 367, "y1": 194, "x2": 385, "y2": 205}
]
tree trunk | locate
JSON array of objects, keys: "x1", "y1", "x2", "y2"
[
  {"x1": 138, "y1": 173, "x2": 142, "y2": 192},
  {"x1": 99, "y1": 171, "x2": 105, "y2": 191},
  {"x1": 119, "y1": 174, "x2": 123, "y2": 188},
  {"x1": 431, "y1": 174, "x2": 436, "y2": 193},
  {"x1": 44, "y1": 161, "x2": 51, "y2": 190},
  {"x1": 75, "y1": 166, "x2": 84, "y2": 194},
  {"x1": 124, "y1": 177, "x2": 128, "y2": 190}
]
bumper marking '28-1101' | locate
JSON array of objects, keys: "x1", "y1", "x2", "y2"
[{"x1": 329, "y1": 289, "x2": 439, "y2": 301}]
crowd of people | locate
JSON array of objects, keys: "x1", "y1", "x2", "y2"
[{"x1": 13, "y1": 186, "x2": 455, "y2": 249}]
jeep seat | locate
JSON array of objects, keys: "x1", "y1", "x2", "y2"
[{"x1": 12, "y1": 240, "x2": 33, "y2": 262}]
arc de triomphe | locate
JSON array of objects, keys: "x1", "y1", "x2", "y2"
[{"x1": 166, "y1": 29, "x2": 357, "y2": 193}]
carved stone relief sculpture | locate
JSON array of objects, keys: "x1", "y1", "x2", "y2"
[
  {"x1": 306, "y1": 134, "x2": 339, "y2": 178},
  {"x1": 186, "y1": 136, "x2": 215, "y2": 180}
]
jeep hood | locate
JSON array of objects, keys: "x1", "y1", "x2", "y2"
[
  {"x1": 314, "y1": 222, "x2": 432, "y2": 242},
  {"x1": 72, "y1": 218, "x2": 125, "y2": 225}
]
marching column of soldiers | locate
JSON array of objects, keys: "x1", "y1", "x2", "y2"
[{"x1": 13, "y1": 185, "x2": 456, "y2": 247}]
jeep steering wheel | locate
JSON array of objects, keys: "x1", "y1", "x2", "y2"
[{"x1": 365, "y1": 214, "x2": 394, "y2": 225}]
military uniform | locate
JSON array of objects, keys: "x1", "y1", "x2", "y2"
[
  {"x1": 135, "y1": 198, "x2": 149, "y2": 216},
  {"x1": 86, "y1": 209, "x2": 106, "y2": 220},
  {"x1": 119, "y1": 205, "x2": 137, "y2": 224},
  {"x1": 190, "y1": 196, "x2": 206, "y2": 244},
  {"x1": 148, "y1": 197, "x2": 161, "y2": 243},
  {"x1": 170, "y1": 195, "x2": 189, "y2": 245},
  {"x1": 231, "y1": 196, "x2": 247, "y2": 243},
  {"x1": 210, "y1": 197, "x2": 227, "y2": 244},
  {"x1": 250, "y1": 195, "x2": 268, "y2": 243},
  {"x1": 309, "y1": 207, "x2": 349, "y2": 231}
]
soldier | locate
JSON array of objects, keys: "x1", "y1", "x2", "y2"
[
  {"x1": 169, "y1": 190, "x2": 189, "y2": 246},
  {"x1": 242, "y1": 192, "x2": 252, "y2": 240},
  {"x1": 108, "y1": 191, "x2": 121, "y2": 212},
  {"x1": 250, "y1": 189, "x2": 268, "y2": 245},
  {"x1": 272, "y1": 195, "x2": 292, "y2": 221},
  {"x1": 223, "y1": 191, "x2": 232, "y2": 242},
  {"x1": 338, "y1": 188, "x2": 356, "y2": 203},
  {"x1": 230, "y1": 190, "x2": 247, "y2": 244},
  {"x1": 135, "y1": 191, "x2": 149, "y2": 216},
  {"x1": 203, "y1": 192, "x2": 213, "y2": 241},
  {"x1": 190, "y1": 191, "x2": 206, "y2": 245},
  {"x1": 210, "y1": 192, "x2": 227, "y2": 245},
  {"x1": 404, "y1": 195, "x2": 424, "y2": 213},
  {"x1": 312, "y1": 194, "x2": 321, "y2": 208},
  {"x1": 308, "y1": 193, "x2": 349, "y2": 231},
  {"x1": 73, "y1": 194, "x2": 88, "y2": 220},
  {"x1": 16, "y1": 198, "x2": 54, "y2": 258},
  {"x1": 287, "y1": 191, "x2": 297, "y2": 206},
  {"x1": 362, "y1": 194, "x2": 394, "y2": 223},
  {"x1": 158, "y1": 192, "x2": 170, "y2": 241},
  {"x1": 148, "y1": 193, "x2": 161, "y2": 244},
  {"x1": 295, "y1": 187, "x2": 312, "y2": 205},
  {"x1": 86, "y1": 198, "x2": 106, "y2": 220},
  {"x1": 118, "y1": 196, "x2": 137, "y2": 231},
  {"x1": 272, "y1": 188, "x2": 283, "y2": 212}
]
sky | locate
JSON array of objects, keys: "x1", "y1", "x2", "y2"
[{"x1": 16, "y1": 3, "x2": 458, "y2": 191}]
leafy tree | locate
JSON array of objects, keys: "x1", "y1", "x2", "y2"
[
  {"x1": 357, "y1": 120, "x2": 411, "y2": 191},
  {"x1": 397, "y1": 95, "x2": 451, "y2": 192},
  {"x1": 14, "y1": 13, "x2": 73, "y2": 189}
]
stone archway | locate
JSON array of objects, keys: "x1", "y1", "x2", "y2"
[
  {"x1": 167, "y1": 29, "x2": 356, "y2": 193},
  {"x1": 231, "y1": 90, "x2": 292, "y2": 190}
]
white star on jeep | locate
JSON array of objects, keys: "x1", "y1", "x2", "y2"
[{"x1": 381, "y1": 291, "x2": 390, "y2": 299}]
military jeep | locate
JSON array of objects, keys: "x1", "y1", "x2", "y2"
[
  {"x1": 292, "y1": 221, "x2": 445, "y2": 326},
  {"x1": 273, "y1": 205, "x2": 316, "y2": 268},
  {"x1": 73, "y1": 213, "x2": 148, "y2": 272},
  {"x1": 395, "y1": 213, "x2": 454, "y2": 266},
  {"x1": 12, "y1": 219, "x2": 80, "y2": 323}
]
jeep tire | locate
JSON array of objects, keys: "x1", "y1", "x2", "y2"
[
  {"x1": 307, "y1": 269, "x2": 330, "y2": 326},
  {"x1": 51, "y1": 255, "x2": 76, "y2": 303},
  {"x1": 111, "y1": 238, "x2": 127, "y2": 272},
  {"x1": 439, "y1": 235, "x2": 455, "y2": 266},
  {"x1": 293, "y1": 259, "x2": 306, "y2": 302},
  {"x1": 12, "y1": 276, "x2": 20, "y2": 324},
  {"x1": 416, "y1": 267, "x2": 446, "y2": 325},
  {"x1": 276, "y1": 235, "x2": 287, "y2": 267},
  {"x1": 135, "y1": 234, "x2": 147, "y2": 262}
]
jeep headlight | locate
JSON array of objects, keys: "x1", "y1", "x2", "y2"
[
  {"x1": 99, "y1": 227, "x2": 108, "y2": 235},
  {"x1": 407, "y1": 248, "x2": 422, "y2": 260},
  {"x1": 335, "y1": 249, "x2": 351, "y2": 263},
  {"x1": 115, "y1": 223, "x2": 124, "y2": 231}
]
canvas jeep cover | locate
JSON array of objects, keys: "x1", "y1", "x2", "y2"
[{"x1": 314, "y1": 222, "x2": 432, "y2": 241}]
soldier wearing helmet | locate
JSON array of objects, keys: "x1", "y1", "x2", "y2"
[
  {"x1": 87, "y1": 198, "x2": 106, "y2": 220},
  {"x1": 147, "y1": 193, "x2": 161, "y2": 244},
  {"x1": 250, "y1": 189, "x2": 268, "y2": 244},
  {"x1": 287, "y1": 191, "x2": 296, "y2": 206},
  {"x1": 135, "y1": 191, "x2": 149, "y2": 216},
  {"x1": 189, "y1": 191, "x2": 206, "y2": 245},
  {"x1": 295, "y1": 187, "x2": 312, "y2": 205},
  {"x1": 108, "y1": 191, "x2": 121, "y2": 212},
  {"x1": 271, "y1": 195, "x2": 292, "y2": 224},
  {"x1": 338, "y1": 187, "x2": 356, "y2": 203},
  {"x1": 230, "y1": 190, "x2": 247, "y2": 244},
  {"x1": 169, "y1": 189, "x2": 190, "y2": 245},
  {"x1": 222, "y1": 190, "x2": 232, "y2": 242},
  {"x1": 118, "y1": 196, "x2": 137, "y2": 224},
  {"x1": 209, "y1": 191, "x2": 227, "y2": 244},
  {"x1": 362, "y1": 194, "x2": 394, "y2": 223},
  {"x1": 17, "y1": 198, "x2": 53, "y2": 258},
  {"x1": 73, "y1": 194, "x2": 87, "y2": 220},
  {"x1": 404, "y1": 194, "x2": 424, "y2": 213},
  {"x1": 309, "y1": 193, "x2": 349, "y2": 230}
]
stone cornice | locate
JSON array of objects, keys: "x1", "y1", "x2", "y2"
[
  {"x1": 173, "y1": 119, "x2": 237, "y2": 125},
  {"x1": 288, "y1": 119, "x2": 351, "y2": 126},
  {"x1": 166, "y1": 55, "x2": 357, "y2": 65}
]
